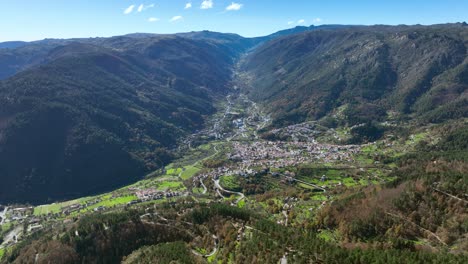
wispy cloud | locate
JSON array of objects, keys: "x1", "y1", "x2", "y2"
[
  {"x1": 138, "y1": 4, "x2": 155, "y2": 12},
  {"x1": 313, "y1": 17, "x2": 322, "y2": 23},
  {"x1": 287, "y1": 21, "x2": 295, "y2": 25},
  {"x1": 185, "y1": 2, "x2": 192, "y2": 9},
  {"x1": 201, "y1": 0, "x2": 213, "y2": 9},
  {"x1": 226, "y1": 2, "x2": 243, "y2": 11},
  {"x1": 124, "y1": 5, "x2": 135, "y2": 15},
  {"x1": 148, "y1": 17, "x2": 159, "y2": 22},
  {"x1": 170, "y1": 15, "x2": 183, "y2": 22},
  {"x1": 297, "y1": 19, "x2": 305, "y2": 24}
]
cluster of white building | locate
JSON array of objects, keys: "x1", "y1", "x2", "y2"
[{"x1": 229, "y1": 140, "x2": 361, "y2": 169}]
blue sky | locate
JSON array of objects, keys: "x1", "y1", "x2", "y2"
[{"x1": 0, "y1": 0, "x2": 467, "y2": 41}]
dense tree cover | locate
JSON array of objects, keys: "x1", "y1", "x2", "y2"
[
  {"x1": 429, "y1": 123, "x2": 468, "y2": 151},
  {"x1": 316, "y1": 128, "x2": 468, "y2": 253},
  {"x1": 236, "y1": 220, "x2": 467, "y2": 264},
  {"x1": 2, "y1": 201, "x2": 467, "y2": 263},
  {"x1": 4, "y1": 210, "x2": 193, "y2": 264},
  {"x1": 0, "y1": 36, "x2": 244, "y2": 204},
  {"x1": 348, "y1": 122, "x2": 385, "y2": 143},
  {"x1": 242, "y1": 24, "x2": 468, "y2": 127},
  {"x1": 123, "y1": 242, "x2": 198, "y2": 264},
  {"x1": 188, "y1": 203, "x2": 252, "y2": 224}
]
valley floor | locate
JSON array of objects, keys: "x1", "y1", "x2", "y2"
[{"x1": 0, "y1": 87, "x2": 466, "y2": 263}]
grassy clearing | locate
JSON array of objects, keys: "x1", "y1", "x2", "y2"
[
  {"x1": 342, "y1": 177, "x2": 358, "y2": 187},
  {"x1": 157, "y1": 181, "x2": 184, "y2": 190},
  {"x1": 180, "y1": 166, "x2": 201, "y2": 180},
  {"x1": 0, "y1": 248, "x2": 5, "y2": 260},
  {"x1": 206, "y1": 251, "x2": 218, "y2": 263},
  {"x1": 361, "y1": 144, "x2": 378, "y2": 153},
  {"x1": 33, "y1": 203, "x2": 62, "y2": 216},
  {"x1": 33, "y1": 196, "x2": 99, "y2": 216},
  {"x1": 356, "y1": 155, "x2": 374, "y2": 165},
  {"x1": 311, "y1": 194, "x2": 327, "y2": 201},
  {"x1": 298, "y1": 183, "x2": 315, "y2": 190},
  {"x1": 198, "y1": 144, "x2": 212, "y2": 151},
  {"x1": 1, "y1": 222, "x2": 12, "y2": 233},
  {"x1": 318, "y1": 230, "x2": 337, "y2": 242},
  {"x1": 219, "y1": 175, "x2": 241, "y2": 191},
  {"x1": 166, "y1": 168, "x2": 182, "y2": 175},
  {"x1": 237, "y1": 199, "x2": 246, "y2": 208},
  {"x1": 85, "y1": 195, "x2": 137, "y2": 211}
]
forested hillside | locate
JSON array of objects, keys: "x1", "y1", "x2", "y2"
[
  {"x1": 0, "y1": 36, "x2": 242, "y2": 203},
  {"x1": 242, "y1": 23, "x2": 468, "y2": 127}
]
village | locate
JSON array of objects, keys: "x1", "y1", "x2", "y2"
[
  {"x1": 0, "y1": 186, "x2": 186, "y2": 250},
  {"x1": 0, "y1": 92, "x2": 378, "y2": 254}
]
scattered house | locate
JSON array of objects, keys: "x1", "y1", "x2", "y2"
[
  {"x1": 93, "y1": 206, "x2": 106, "y2": 212},
  {"x1": 27, "y1": 224, "x2": 43, "y2": 233}
]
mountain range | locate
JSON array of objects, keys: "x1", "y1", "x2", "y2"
[{"x1": 0, "y1": 23, "x2": 467, "y2": 204}]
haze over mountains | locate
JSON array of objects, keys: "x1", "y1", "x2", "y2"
[{"x1": 0, "y1": 23, "x2": 467, "y2": 204}]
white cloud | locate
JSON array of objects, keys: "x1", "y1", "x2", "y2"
[
  {"x1": 124, "y1": 5, "x2": 135, "y2": 15},
  {"x1": 148, "y1": 17, "x2": 160, "y2": 22},
  {"x1": 185, "y1": 2, "x2": 192, "y2": 9},
  {"x1": 226, "y1": 2, "x2": 243, "y2": 11},
  {"x1": 201, "y1": 0, "x2": 213, "y2": 9},
  {"x1": 297, "y1": 19, "x2": 305, "y2": 24},
  {"x1": 138, "y1": 4, "x2": 155, "y2": 12},
  {"x1": 170, "y1": 15, "x2": 183, "y2": 22},
  {"x1": 313, "y1": 17, "x2": 322, "y2": 23},
  {"x1": 287, "y1": 21, "x2": 294, "y2": 25}
]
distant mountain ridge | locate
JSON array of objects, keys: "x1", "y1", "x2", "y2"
[
  {"x1": 0, "y1": 23, "x2": 467, "y2": 203},
  {"x1": 0, "y1": 41, "x2": 28, "y2": 49},
  {"x1": 241, "y1": 23, "x2": 468, "y2": 127},
  {"x1": 0, "y1": 35, "x2": 242, "y2": 203},
  {"x1": 0, "y1": 25, "x2": 328, "y2": 80},
  {"x1": 0, "y1": 25, "x2": 327, "y2": 203}
]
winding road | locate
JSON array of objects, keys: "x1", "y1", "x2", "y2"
[
  {"x1": 200, "y1": 179, "x2": 208, "y2": 194},
  {"x1": 213, "y1": 179, "x2": 245, "y2": 205},
  {"x1": 293, "y1": 178, "x2": 327, "y2": 193},
  {"x1": 0, "y1": 206, "x2": 8, "y2": 225},
  {"x1": 192, "y1": 234, "x2": 219, "y2": 258}
]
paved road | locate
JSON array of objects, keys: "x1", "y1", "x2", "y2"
[
  {"x1": 204, "y1": 235, "x2": 219, "y2": 257},
  {"x1": 280, "y1": 254, "x2": 288, "y2": 264},
  {"x1": 1, "y1": 225, "x2": 22, "y2": 247},
  {"x1": 192, "y1": 234, "x2": 218, "y2": 258},
  {"x1": 282, "y1": 210, "x2": 289, "y2": 226},
  {"x1": 200, "y1": 179, "x2": 208, "y2": 194},
  {"x1": 213, "y1": 179, "x2": 245, "y2": 205},
  {"x1": 293, "y1": 178, "x2": 327, "y2": 193},
  {"x1": 0, "y1": 206, "x2": 8, "y2": 225}
]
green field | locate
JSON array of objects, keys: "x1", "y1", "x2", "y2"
[
  {"x1": 180, "y1": 165, "x2": 201, "y2": 180},
  {"x1": 84, "y1": 195, "x2": 138, "y2": 211},
  {"x1": 219, "y1": 175, "x2": 242, "y2": 191},
  {"x1": 318, "y1": 230, "x2": 337, "y2": 242},
  {"x1": 311, "y1": 194, "x2": 327, "y2": 201},
  {"x1": 157, "y1": 181, "x2": 184, "y2": 190},
  {"x1": 33, "y1": 203, "x2": 63, "y2": 215},
  {"x1": 166, "y1": 168, "x2": 183, "y2": 175},
  {"x1": 342, "y1": 177, "x2": 359, "y2": 187}
]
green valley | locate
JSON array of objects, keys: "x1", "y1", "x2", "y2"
[{"x1": 0, "y1": 23, "x2": 467, "y2": 263}]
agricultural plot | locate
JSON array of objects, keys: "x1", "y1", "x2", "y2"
[
  {"x1": 180, "y1": 166, "x2": 201, "y2": 180},
  {"x1": 219, "y1": 175, "x2": 242, "y2": 191}
]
